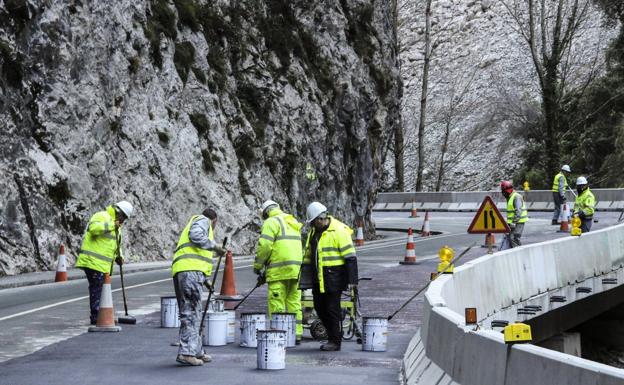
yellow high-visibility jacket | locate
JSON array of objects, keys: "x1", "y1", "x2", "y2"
[
  {"x1": 254, "y1": 209, "x2": 303, "y2": 282},
  {"x1": 76, "y1": 206, "x2": 123, "y2": 274},
  {"x1": 171, "y1": 215, "x2": 215, "y2": 277},
  {"x1": 574, "y1": 189, "x2": 595, "y2": 218},
  {"x1": 506, "y1": 191, "x2": 528, "y2": 224}
]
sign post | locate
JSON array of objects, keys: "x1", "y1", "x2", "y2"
[{"x1": 467, "y1": 196, "x2": 510, "y2": 254}]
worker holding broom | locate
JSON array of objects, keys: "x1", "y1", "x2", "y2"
[{"x1": 171, "y1": 208, "x2": 227, "y2": 366}]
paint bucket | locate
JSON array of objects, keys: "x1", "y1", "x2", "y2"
[
  {"x1": 202, "y1": 311, "x2": 228, "y2": 346},
  {"x1": 160, "y1": 296, "x2": 179, "y2": 328},
  {"x1": 270, "y1": 312, "x2": 296, "y2": 347},
  {"x1": 362, "y1": 317, "x2": 388, "y2": 352},
  {"x1": 226, "y1": 310, "x2": 236, "y2": 344},
  {"x1": 256, "y1": 329, "x2": 287, "y2": 370},
  {"x1": 209, "y1": 299, "x2": 224, "y2": 313},
  {"x1": 239, "y1": 313, "x2": 266, "y2": 348}
]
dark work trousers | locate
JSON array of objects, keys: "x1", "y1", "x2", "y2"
[
  {"x1": 581, "y1": 218, "x2": 593, "y2": 233},
  {"x1": 312, "y1": 286, "x2": 342, "y2": 345},
  {"x1": 552, "y1": 192, "x2": 565, "y2": 221},
  {"x1": 84, "y1": 268, "x2": 105, "y2": 324}
]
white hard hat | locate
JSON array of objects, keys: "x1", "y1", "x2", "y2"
[
  {"x1": 561, "y1": 165, "x2": 571, "y2": 172},
  {"x1": 261, "y1": 200, "x2": 279, "y2": 213},
  {"x1": 306, "y1": 201, "x2": 328, "y2": 223},
  {"x1": 576, "y1": 176, "x2": 588, "y2": 185},
  {"x1": 114, "y1": 200, "x2": 134, "y2": 218}
]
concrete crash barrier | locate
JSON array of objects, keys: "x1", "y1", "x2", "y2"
[
  {"x1": 376, "y1": 189, "x2": 624, "y2": 212},
  {"x1": 402, "y1": 223, "x2": 624, "y2": 385}
]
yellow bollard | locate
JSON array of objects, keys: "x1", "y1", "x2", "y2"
[
  {"x1": 571, "y1": 216, "x2": 582, "y2": 236},
  {"x1": 523, "y1": 181, "x2": 530, "y2": 192},
  {"x1": 437, "y1": 245, "x2": 455, "y2": 274}
]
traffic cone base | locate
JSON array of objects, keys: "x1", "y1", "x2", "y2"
[
  {"x1": 218, "y1": 250, "x2": 243, "y2": 309},
  {"x1": 400, "y1": 228, "x2": 418, "y2": 265},
  {"x1": 55, "y1": 244, "x2": 68, "y2": 282},
  {"x1": 89, "y1": 273, "x2": 121, "y2": 332},
  {"x1": 558, "y1": 203, "x2": 570, "y2": 233}
]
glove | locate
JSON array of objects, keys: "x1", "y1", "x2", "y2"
[
  {"x1": 561, "y1": 195, "x2": 566, "y2": 202},
  {"x1": 213, "y1": 245, "x2": 227, "y2": 256},
  {"x1": 256, "y1": 272, "x2": 266, "y2": 286},
  {"x1": 508, "y1": 223, "x2": 516, "y2": 230},
  {"x1": 204, "y1": 279, "x2": 214, "y2": 292},
  {"x1": 115, "y1": 256, "x2": 123, "y2": 266},
  {"x1": 578, "y1": 211, "x2": 586, "y2": 219},
  {"x1": 253, "y1": 268, "x2": 262, "y2": 275},
  {"x1": 347, "y1": 283, "x2": 358, "y2": 292}
]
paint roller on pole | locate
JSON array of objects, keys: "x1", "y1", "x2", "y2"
[
  {"x1": 233, "y1": 273, "x2": 265, "y2": 311},
  {"x1": 386, "y1": 243, "x2": 475, "y2": 321},
  {"x1": 199, "y1": 237, "x2": 228, "y2": 337}
]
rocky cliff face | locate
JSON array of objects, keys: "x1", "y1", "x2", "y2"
[{"x1": 0, "y1": 0, "x2": 401, "y2": 275}]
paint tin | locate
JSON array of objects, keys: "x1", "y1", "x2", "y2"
[
  {"x1": 240, "y1": 313, "x2": 266, "y2": 348},
  {"x1": 270, "y1": 312, "x2": 296, "y2": 347},
  {"x1": 256, "y1": 329, "x2": 287, "y2": 370},
  {"x1": 362, "y1": 317, "x2": 388, "y2": 352},
  {"x1": 160, "y1": 296, "x2": 179, "y2": 328}
]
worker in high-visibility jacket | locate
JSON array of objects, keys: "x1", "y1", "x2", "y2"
[
  {"x1": 254, "y1": 200, "x2": 304, "y2": 343},
  {"x1": 501, "y1": 181, "x2": 528, "y2": 248},
  {"x1": 573, "y1": 176, "x2": 595, "y2": 233},
  {"x1": 75, "y1": 200, "x2": 133, "y2": 325},
  {"x1": 551, "y1": 165, "x2": 571, "y2": 225},
  {"x1": 301, "y1": 202, "x2": 358, "y2": 352},
  {"x1": 171, "y1": 208, "x2": 226, "y2": 367}
]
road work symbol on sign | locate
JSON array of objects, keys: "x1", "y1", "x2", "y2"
[{"x1": 467, "y1": 196, "x2": 510, "y2": 234}]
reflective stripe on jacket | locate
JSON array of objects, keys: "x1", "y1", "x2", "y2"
[
  {"x1": 551, "y1": 172, "x2": 568, "y2": 193},
  {"x1": 75, "y1": 206, "x2": 122, "y2": 274},
  {"x1": 302, "y1": 216, "x2": 355, "y2": 293},
  {"x1": 171, "y1": 215, "x2": 214, "y2": 277},
  {"x1": 575, "y1": 188, "x2": 595, "y2": 218},
  {"x1": 506, "y1": 191, "x2": 528, "y2": 224},
  {"x1": 254, "y1": 209, "x2": 303, "y2": 282}
]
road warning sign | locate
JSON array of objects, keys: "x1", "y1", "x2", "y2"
[{"x1": 467, "y1": 196, "x2": 510, "y2": 234}]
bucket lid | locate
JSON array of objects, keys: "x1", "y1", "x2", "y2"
[
  {"x1": 271, "y1": 312, "x2": 296, "y2": 315},
  {"x1": 257, "y1": 329, "x2": 286, "y2": 333},
  {"x1": 240, "y1": 312, "x2": 266, "y2": 315},
  {"x1": 161, "y1": 296, "x2": 177, "y2": 299}
]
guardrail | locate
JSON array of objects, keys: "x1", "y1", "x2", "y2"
[
  {"x1": 375, "y1": 189, "x2": 624, "y2": 212},
  {"x1": 401, "y1": 223, "x2": 624, "y2": 385}
]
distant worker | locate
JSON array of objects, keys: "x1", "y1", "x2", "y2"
[
  {"x1": 171, "y1": 208, "x2": 226, "y2": 366},
  {"x1": 254, "y1": 200, "x2": 304, "y2": 344},
  {"x1": 501, "y1": 181, "x2": 528, "y2": 248},
  {"x1": 302, "y1": 202, "x2": 358, "y2": 351},
  {"x1": 551, "y1": 165, "x2": 571, "y2": 225},
  {"x1": 573, "y1": 177, "x2": 595, "y2": 233},
  {"x1": 75, "y1": 200, "x2": 133, "y2": 325}
]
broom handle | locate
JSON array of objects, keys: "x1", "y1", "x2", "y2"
[{"x1": 199, "y1": 237, "x2": 228, "y2": 336}]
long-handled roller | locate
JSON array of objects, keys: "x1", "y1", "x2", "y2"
[
  {"x1": 387, "y1": 243, "x2": 475, "y2": 321},
  {"x1": 117, "y1": 263, "x2": 136, "y2": 324},
  {"x1": 199, "y1": 237, "x2": 228, "y2": 336},
  {"x1": 233, "y1": 274, "x2": 265, "y2": 311}
]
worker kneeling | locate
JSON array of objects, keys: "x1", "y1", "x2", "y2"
[
  {"x1": 573, "y1": 176, "x2": 595, "y2": 233},
  {"x1": 171, "y1": 208, "x2": 226, "y2": 366},
  {"x1": 254, "y1": 200, "x2": 304, "y2": 344},
  {"x1": 302, "y1": 202, "x2": 359, "y2": 352}
]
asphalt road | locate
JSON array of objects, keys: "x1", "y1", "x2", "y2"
[{"x1": 0, "y1": 211, "x2": 619, "y2": 384}]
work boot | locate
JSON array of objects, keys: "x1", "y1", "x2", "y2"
[
  {"x1": 320, "y1": 342, "x2": 341, "y2": 351},
  {"x1": 551, "y1": 219, "x2": 559, "y2": 225},
  {"x1": 176, "y1": 354, "x2": 203, "y2": 366},
  {"x1": 197, "y1": 354, "x2": 212, "y2": 363},
  {"x1": 296, "y1": 338, "x2": 301, "y2": 346}
]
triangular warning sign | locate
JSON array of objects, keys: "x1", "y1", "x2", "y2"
[{"x1": 467, "y1": 196, "x2": 510, "y2": 234}]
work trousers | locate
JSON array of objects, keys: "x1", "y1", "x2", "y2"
[
  {"x1": 510, "y1": 223, "x2": 525, "y2": 248},
  {"x1": 173, "y1": 271, "x2": 206, "y2": 357},
  {"x1": 581, "y1": 218, "x2": 593, "y2": 233},
  {"x1": 312, "y1": 286, "x2": 342, "y2": 345},
  {"x1": 267, "y1": 279, "x2": 303, "y2": 338},
  {"x1": 552, "y1": 192, "x2": 565, "y2": 221},
  {"x1": 84, "y1": 268, "x2": 105, "y2": 324}
]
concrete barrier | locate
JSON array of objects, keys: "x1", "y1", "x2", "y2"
[
  {"x1": 377, "y1": 189, "x2": 624, "y2": 212},
  {"x1": 402, "y1": 222, "x2": 624, "y2": 385}
]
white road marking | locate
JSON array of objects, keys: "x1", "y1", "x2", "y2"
[{"x1": 0, "y1": 264, "x2": 253, "y2": 322}]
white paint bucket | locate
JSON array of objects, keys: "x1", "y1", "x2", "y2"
[
  {"x1": 240, "y1": 313, "x2": 266, "y2": 348},
  {"x1": 256, "y1": 329, "x2": 287, "y2": 370},
  {"x1": 270, "y1": 312, "x2": 296, "y2": 348},
  {"x1": 362, "y1": 317, "x2": 388, "y2": 352},
  {"x1": 160, "y1": 296, "x2": 179, "y2": 328},
  {"x1": 209, "y1": 299, "x2": 224, "y2": 312},
  {"x1": 202, "y1": 311, "x2": 228, "y2": 346},
  {"x1": 226, "y1": 310, "x2": 236, "y2": 344}
]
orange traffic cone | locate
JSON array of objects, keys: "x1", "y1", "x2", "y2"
[
  {"x1": 218, "y1": 250, "x2": 243, "y2": 310},
  {"x1": 54, "y1": 244, "x2": 68, "y2": 282},
  {"x1": 481, "y1": 233, "x2": 496, "y2": 248},
  {"x1": 355, "y1": 221, "x2": 365, "y2": 246},
  {"x1": 558, "y1": 203, "x2": 570, "y2": 233},
  {"x1": 88, "y1": 273, "x2": 121, "y2": 332},
  {"x1": 409, "y1": 200, "x2": 419, "y2": 218},
  {"x1": 421, "y1": 211, "x2": 431, "y2": 237},
  {"x1": 400, "y1": 228, "x2": 417, "y2": 265}
]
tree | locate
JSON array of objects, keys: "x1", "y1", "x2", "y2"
[
  {"x1": 414, "y1": 0, "x2": 432, "y2": 191},
  {"x1": 499, "y1": 0, "x2": 596, "y2": 175}
]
